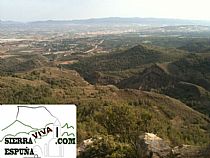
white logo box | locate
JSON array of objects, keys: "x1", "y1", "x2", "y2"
[{"x1": 0, "y1": 105, "x2": 77, "y2": 158}]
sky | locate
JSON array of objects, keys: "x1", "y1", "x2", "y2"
[{"x1": 0, "y1": 0, "x2": 210, "y2": 22}]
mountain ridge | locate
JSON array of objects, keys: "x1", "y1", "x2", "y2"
[{"x1": 1, "y1": 17, "x2": 210, "y2": 26}]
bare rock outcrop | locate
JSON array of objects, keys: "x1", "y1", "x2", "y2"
[{"x1": 137, "y1": 133, "x2": 172, "y2": 158}]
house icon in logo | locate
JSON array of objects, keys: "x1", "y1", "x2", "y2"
[{"x1": 44, "y1": 119, "x2": 64, "y2": 157}]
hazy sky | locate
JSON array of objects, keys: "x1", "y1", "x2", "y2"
[{"x1": 0, "y1": 0, "x2": 210, "y2": 22}]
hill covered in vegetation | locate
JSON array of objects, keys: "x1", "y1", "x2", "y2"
[
  {"x1": 69, "y1": 44, "x2": 186, "y2": 84},
  {"x1": 1, "y1": 67, "x2": 210, "y2": 158}
]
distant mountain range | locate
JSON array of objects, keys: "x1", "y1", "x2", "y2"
[{"x1": 1, "y1": 17, "x2": 210, "y2": 27}]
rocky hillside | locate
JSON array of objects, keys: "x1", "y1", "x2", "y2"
[
  {"x1": 118, "y1": 64, "x2": 176, "y2": 90},
  {"x1": 1, "y1": 67, "x2": 210, "y2": 155},
  {"x1": 118, "y1": 54, "x2": 210, "y2": 116},
  {"x1": 0, "y1": 54, "x2": 48, "y2": 73},
  {"x1": 78, "y1": 133, "x2": 209, "y2": 158},
  {"x1": 69, "y1": 44, "x2": 185, "y2": 84}
]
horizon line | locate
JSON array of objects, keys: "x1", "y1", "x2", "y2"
[{"x1": 1, "y1": 16, "x2": 210, "y2": 23}]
